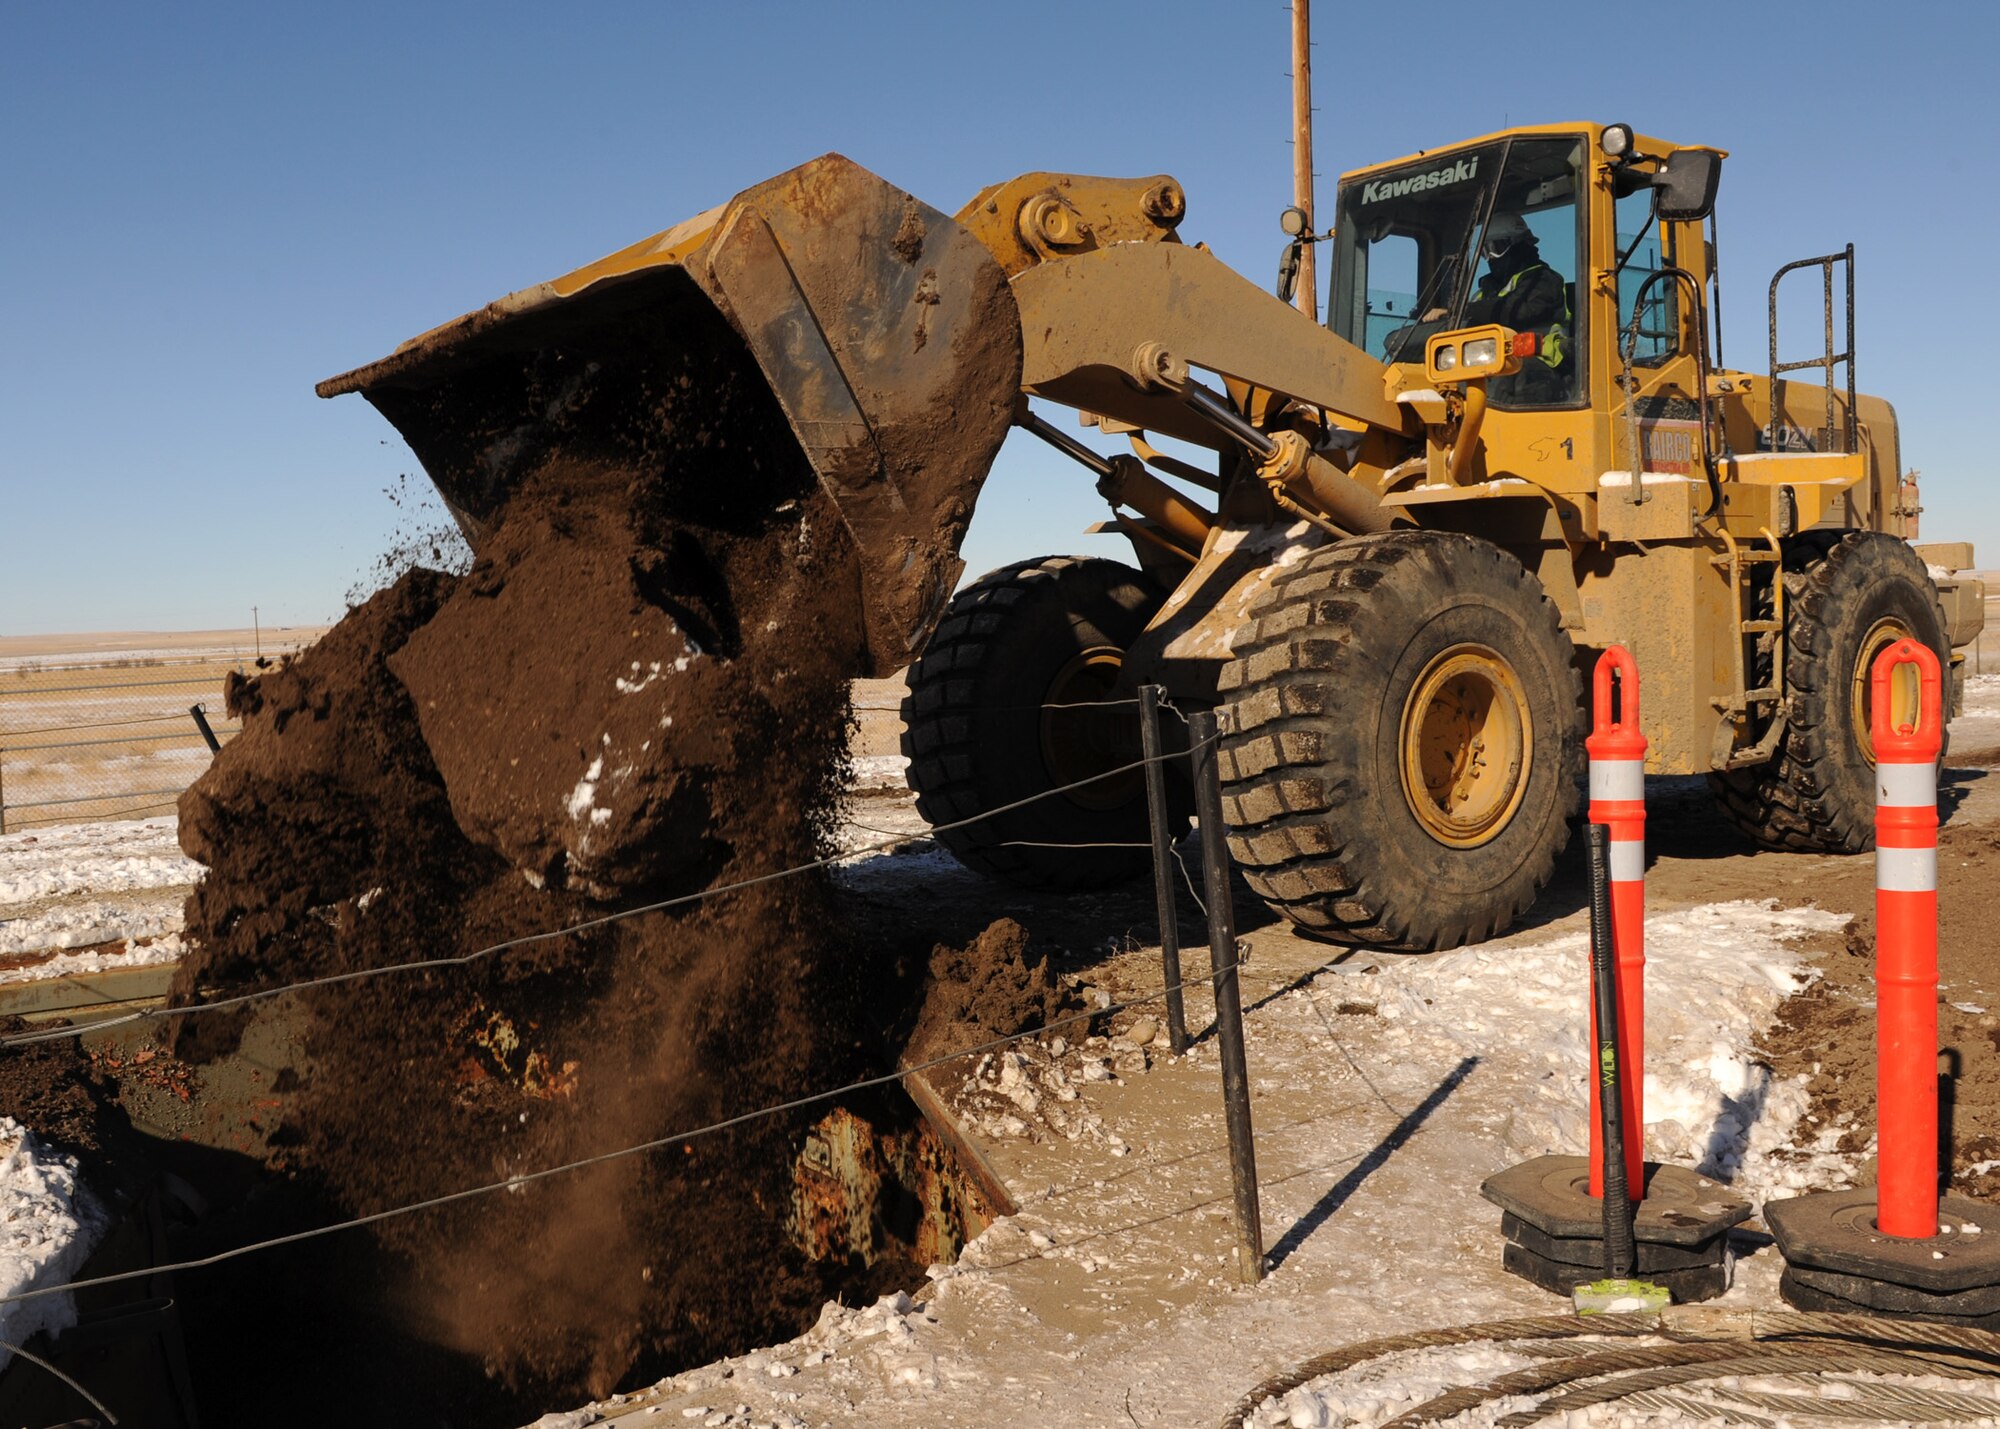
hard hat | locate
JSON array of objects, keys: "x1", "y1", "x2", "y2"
[{"x1": 1483, "y1": 212, "x2": 1534, "y2": 260}]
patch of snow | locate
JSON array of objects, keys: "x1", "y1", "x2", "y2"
[
  {"x1": 545, "y1": 895, "x2": 1866, "y2": 1429},
  {"x1": 0, "y1": 933, "x2": 183, "y2": 985},
  {"x1": 0, "y1": 817, "x2": 196, "y2": 903},
  {"x1": 0, "y1": 901, "x2": 184, "y2": 956},
  {"x1": 0, "y1": 1119, "x2": 106, "y2": 1375},
  {"x1": 566, "y1": 757, "x2": 604, "y2": 820},
  {"x1": 616, "y1": 660, "x2": 665, "y2": 695},
  {"x1": 848, "y1": 754, "x2": 910, "y2": 793},
  {"x1": 1367, "y1": 899, "x2": 1848, "y2": 1197}
]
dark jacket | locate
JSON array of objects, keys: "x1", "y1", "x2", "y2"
[{"x1": 1463, "y1": 248, "x2": 1567, "y2": 334}]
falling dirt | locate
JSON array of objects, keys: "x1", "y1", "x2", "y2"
[{"x1": 154, "y1": 329, "x2": 947, "y2": 1422}]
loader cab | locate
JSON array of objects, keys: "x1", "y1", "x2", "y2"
[
  {"x1": 1330, "y1": 131, "x2": 1590, "y2": 410},
  {"x1": 1328, "y1": 124, "x2": 1721, "y2": 433}
]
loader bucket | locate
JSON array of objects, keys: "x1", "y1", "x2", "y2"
[{"x1": 318, "y1": 154, "x2": 1025, "y2": 675}]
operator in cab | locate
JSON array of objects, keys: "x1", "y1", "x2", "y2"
[{"x1": 1461, "y1": 212, "x2": 1572, "y2": 401}]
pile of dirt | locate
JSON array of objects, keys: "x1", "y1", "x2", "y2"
[
  {"x1": 0, "y1": 1020, "x2": 131, "y2": 1170},
  {"x1": 902, "y1": 917, "x2": 1071, "y2": 1071},
  {"x1": 162, "y1": 333, "x2": 929, "y2": 1419}
]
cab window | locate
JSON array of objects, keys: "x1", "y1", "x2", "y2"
[
  {"x1": 1331, "y1": 137, "x2": 1585, "y2": 409},
  {"x1": 1616, "y1": 187, "x2": 1678, "y2": 366},
  {"x1": 1331, "y1": 142, "x2": 1504, "y2": 365},
  {"x1": 1463, "y1": 138, "x2": 1585, "y2": 409}
]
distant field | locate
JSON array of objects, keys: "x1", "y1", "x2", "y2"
[
  {"x1": 0, "y1": 625, "x2": 324, "y2": 669},
  {"x1": 0, "y1": 627, "x2": 326, "y2": 831}
]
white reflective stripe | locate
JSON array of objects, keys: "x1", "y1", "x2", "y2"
[
  {"x1": 1589, "y1": 760, "x2": 1645, "y2": 803},
  {"x1": 1608, "y1": 838, "x2": 1645, "y2": 883},
  {"x1": 1876, "y1": 762, "x2": 1938, "y2": 809},
  {"x1": 1876, "y1": 845, "x2": 1937, "y2": 893}
]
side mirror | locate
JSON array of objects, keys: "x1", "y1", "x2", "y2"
[
  {"x1": 1653, "y1": 149, "x2": 1722, "y2": 221},
  {"x1": 1276, "y1": 240, "x2": 1303, "y2": 304}
]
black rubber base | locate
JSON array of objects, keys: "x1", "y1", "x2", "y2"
[
  {"x1": 1767, "y1": 1188, "x2": 2000, "y2": 1323},
  {"x1": 1780, "y1": 1266, "x2": 2000, "y2": 1325},
  {"x1": 1499, "y1": 1211, "x2": 1727, "y2": 1274},
  {"x1": 1483, "y1": 1156, "x2": 1747, "y2": 1305},
  {"x1": 1482, "y1": 1156, "x2": 1753, "y2": 1244},
  {"x1": 1503, "y1": 1239, "x2": 1731, "y2": 1302}
]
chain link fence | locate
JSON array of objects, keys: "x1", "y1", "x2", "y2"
[{"x1": 0, "y1": 659, "x2": 246, "y2": 832}]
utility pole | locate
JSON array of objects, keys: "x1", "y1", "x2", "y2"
[
  {"x1": 1291, "y1": 0, "x2": 1317, "y2": 321},
  {"x1": 253, "y1": 605, "x2": 260, "y2": 659}
]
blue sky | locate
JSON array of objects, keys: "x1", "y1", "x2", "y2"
[{"x1": 3, "y1": 1, "x2": 1990, "y2": 633}]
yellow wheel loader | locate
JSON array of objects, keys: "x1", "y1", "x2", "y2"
[{"x1": 321, "y1": 124, "x2": 1985, "y2": 950}]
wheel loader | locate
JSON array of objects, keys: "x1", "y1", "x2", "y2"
[{"x1": 319, "y1": 122, "x2": 1985, "y2": 951}]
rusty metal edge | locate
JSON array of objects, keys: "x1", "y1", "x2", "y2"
[{"x1": 896, "y1": 1066, "x2": 1018, "y2": 1219}]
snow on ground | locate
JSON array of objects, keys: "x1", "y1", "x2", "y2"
[
  {"x1": 1955, "y1": 671, "x2": 2000, "y2": 752},
  {"x1": 0, "y1": 815, "x2": 196, "y2": 966},
  {"x1": 0, "y1": 1118, "x2": 106, "y2": 1374},
  {"x1": 557, "y1": 895, "x2": 1863, "y2": 1428},
  {"x1": 0, "y1": 817, "x2": 196, "y2": 903},
  {"x1": 0, "y1": 933, "x2": 185, "y2": 983},
  {"x1": 848, "y1": 754, "x2": 911, "y2": 794}
]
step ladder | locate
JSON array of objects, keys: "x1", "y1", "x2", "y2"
[{"x1": 1711, "y1": 527, "x2": 1788, "y2": 769}]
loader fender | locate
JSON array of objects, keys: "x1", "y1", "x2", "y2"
[{"x1": 1119, "y1": 517, "x2": 1335, "y2": 701}]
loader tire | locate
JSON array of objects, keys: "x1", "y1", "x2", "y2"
[
  {"x1": 1708, "y1": 531, "x2": 1950, "y2": 852},
  {"x1": 1216, "y1": 531, "x2": 1584, "y2": 950},
  {"x1": 900, "y1": 556, "x2": 1184, "y2": 891}
]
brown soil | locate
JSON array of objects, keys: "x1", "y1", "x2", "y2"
[
  {"x1": 1760, "y1": 816, "x2": 2000, "y2": 1201},
  {"x1": 902, "y1": 917, "x2": 1072, "y2": 1072},
  {"x1": 155, "y1": 331, "x2": 931, "y2": 1421},
  {"x1": 0, "y1": 1019, "x2": 132, "y2": 1169}
]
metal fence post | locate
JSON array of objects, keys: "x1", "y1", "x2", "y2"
[
  {"x1": 189, "y1": 704, "x2": 222, "y2": 756},
  {"x1": 0, "y1": 740, "x2": 8, "y2": 836},
  {"x1": 1188, "y1": 707, "x2": 1265, "y2": 1284},
  {"x1": 1138, "y1": 685, "x2": 1189, "y2": 1054}
]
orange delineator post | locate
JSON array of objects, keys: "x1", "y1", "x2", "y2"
[
  {"x1": 1585, "y1": 647, "x2": 1646, "y2": 1200},
  {"x1": 1872, "y1": 638, "x2": 1944, "y2": 1239}
]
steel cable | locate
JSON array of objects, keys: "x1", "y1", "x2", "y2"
[
  {"x1": 0, "y1": 710, "x2": 204, "y2": 738},
  {"x1": 1504, "y1": 1346, "x2": 2000, "y2": 1425},
  {"x1": 1218, "y1": 1314, "x2": 1659, "y2": 1428},
  {"x1": 0, "y1": 954, "x2": 1233, "y2": 1313},
  {"x1": 1628, "y1": 1379, "x2": 2000, "y2": 1424},
  {"x1": 1223, "y1": 1311, "x2": 2000, "y2": 1429},
  {"x1": 1404, "y1": 1340, "x2": 1991, "y2": 1428},
  {"x1": 0, "y1": 730, "x2": 1219, "y2": 1050},
  {"x1": 0, "y1": 1334, "x2": 119, "y2": 1423}
]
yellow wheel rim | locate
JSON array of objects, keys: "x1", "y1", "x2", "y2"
[
  {"x1": 1399, "y1": 643, "x2": 1532, "y2": 848},
  {"x1": 1851, "y1": 617, "x2": 1920, "y2": 766},
  {"x1": 1040, "y1": 647, "x2": 1141, "y2": 811}
]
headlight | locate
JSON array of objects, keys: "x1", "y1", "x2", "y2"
[
  {"x1": 1601, "y1": 123, "x2": 1634, "y2": 159},
  {"x1": 1433, "y1": 345, "x2": 1458, "y2": 373},
  {"x1": 1279, "y1": 205, "x2": 1309, "y2": 237},
  {"x1": 1462, "y1": 338, "x2": 1498, "y2": 369}
]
